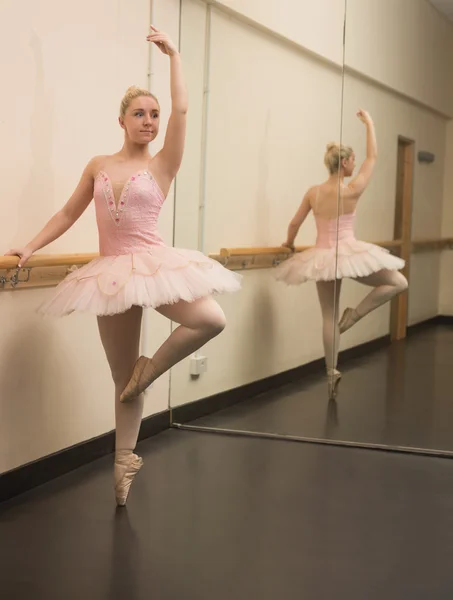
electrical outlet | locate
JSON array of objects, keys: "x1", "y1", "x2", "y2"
[{"x1": 190, "y1": 355, "x2": 208, "y2": 376}]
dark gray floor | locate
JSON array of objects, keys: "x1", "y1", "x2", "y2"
[
  {"x1": 1, "y1": 429, "x2": 453, "y2": 599},
  {"x1": 192, "y1": 324, "x2": 453, "y2": 452}
]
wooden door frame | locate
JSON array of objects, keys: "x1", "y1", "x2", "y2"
[{"x1": 390, "y1": 136, "x2": 414, "y2": 341}]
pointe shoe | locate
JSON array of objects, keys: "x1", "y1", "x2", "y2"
[
  {"x1": 115, "y1": 453, "x2": 143, "y2": 507},
  {"x1": 120, "y1": 356, "x2": 154, "y2": 403},
  {"x1": 327, "y1": 369, "x2": 342, "y2": 400},
  {"x1": 339, "y1": 307, "x2": 360, "y2": 334}
]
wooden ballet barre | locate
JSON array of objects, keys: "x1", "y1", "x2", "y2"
[
  {"x1": 212, "y1": 245, "x2": 303, "y2": 271},
  {"x1": 382, "y1": 240, "x2": 403, "y2": 249},
  {"x1": 0, "y1": 253, "x2": 98, "y2": 290},
  {"x1": 1, "y1": 237, "x2": 452, "y2": 289},
  {"x1": 411, "y1": 238, "x2": 453, "y2": 252},
  {"x1": 211, "y1": 241, "x2": 403, "y2": 271},
  {"x1": 210, "y1": 237, "x2": 453, "y2": 271},
  {"x1": 219, "y1": 246, "x2": 309, "y2": 257},
  {"x1": 0, "y1": 253, "x2": 98, "y2": 270},
  {"x1": 217, "y1": 240, "x2": 402, "y2": 259}
]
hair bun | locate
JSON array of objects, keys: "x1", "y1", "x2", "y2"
[
  {"x1": 125, "y1": 85, "x2": 140, "y2": 95},
  {"x1": 324, "y1": 141, "x2": 354, "y2": 174},
  {"x1": 119, "y1": 86, "x2": 159, "y2": 118}
]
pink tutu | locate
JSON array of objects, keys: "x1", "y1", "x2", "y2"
[
  {"x1": 275, "y1": 239, "x2": 405, "y2": 285},
  {"x1": 39, "y1": 248, "x2": 242, "y2": 317},
  {"x1": 39, "y1": 169, "x2": 242, "y2": 317}
]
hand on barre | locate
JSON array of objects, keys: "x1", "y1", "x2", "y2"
[{"x1": 4, "y1": 245, "x2": 34, "y2": 268}]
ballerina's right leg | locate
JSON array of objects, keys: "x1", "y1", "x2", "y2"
[
  {"x1": 120, "y1": 296, "x2": 226, "y2": 402},
  {"x1": 97, "y1": 305, "x2": 145, "y2": 506}
]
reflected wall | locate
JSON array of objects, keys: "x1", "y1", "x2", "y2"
[
  {"x1": 170, "y1": 0, "x2": 346, "y2": 414},
  {"x1": 170, "y1": 0, "x2": 453, "y2": 455}
]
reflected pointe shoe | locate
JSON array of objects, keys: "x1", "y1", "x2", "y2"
[
  {"x1": 327, "y1": 369, "x2": 342, "y2": 400},
  {"x1": 339, "y1": 307, "x2": 360, "y2": 334},
  {"x1": 114, "y1": 453, "x2": 143, "y2": 507},
  {"x1": 120, "y1": 356, "x2": 155, "y2": 403}
]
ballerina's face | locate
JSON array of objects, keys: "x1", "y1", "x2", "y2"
[
  {"x1": 342, "y1": 153, "x2": 356, "y2": 177},
  {"x1": 119, "y1": 96, "x2": 160, "y2": 145}
]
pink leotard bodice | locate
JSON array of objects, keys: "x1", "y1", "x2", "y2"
[
  {"x1": 94, "y1": 170, "x2": 165, "y2": 256},
  {"x1": 314, "y1": 212, "x2": 357, "y2": 249}
]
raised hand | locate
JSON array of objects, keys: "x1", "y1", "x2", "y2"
[
  {"x1": 357, "y1": 109, "x2": 372, "y2": 125},
  {"x1": 146, "y1": 25, "x2": 178, "y2": 56}
]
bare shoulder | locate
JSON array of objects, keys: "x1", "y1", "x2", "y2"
[
  {"x1": 305, "y1": 184, "x2": 319, "y2": 200},
  {"x1": 80, "y1": 155, "x2": 111, "y2": 180},
  {"x1": 88, "y1": 155, "x2": 113, "y2": 175},
  {"x1": 342, "y1": 182, "x2": 362, "y2": 199},
  {"x1": 305, "y1": 184, "x2": 321, "y2": 207}
]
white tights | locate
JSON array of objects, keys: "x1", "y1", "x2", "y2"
[
  {"x1": 316, "y1": 269, "x2": 408, "y2": 370},
  {"x1": 316, "y1": 279, "x2": 341, "y2": 371},
  {"x1": 97, "y1": 297, "x2": 226, "y2": 453}
]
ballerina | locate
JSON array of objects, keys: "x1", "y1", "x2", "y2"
[
  {"x1": 275, "y1": 110, "x2": 407, "y2": 399},
  {"x1": 6, "y1": 26, "x2": 241, "y2": 505}
]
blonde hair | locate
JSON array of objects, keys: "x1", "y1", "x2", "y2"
[
  {"x1": 119, "y1": 86, "x2": 159, "y2": 118},
  {"x1": 324, "y1": 142, "x2": 354, "y2": 174}
]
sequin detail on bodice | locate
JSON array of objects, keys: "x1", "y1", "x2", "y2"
[{"x1": 94, "y1": 170, "x2": 166, "y2": 256}]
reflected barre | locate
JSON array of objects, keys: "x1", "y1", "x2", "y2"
[
  {"x1": 1, "y1": 238, "x2": 453, "y2": 289},
  {"x1": 210, "y1": 240, "x2": 405, "y2": 271},
  {"x1": 411, "y1": 238, "x2": 453, "y2": 253},
  {"x1": 211, "y1": 238, "x2": 453, "y2": 271}
]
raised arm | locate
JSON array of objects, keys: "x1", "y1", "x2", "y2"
[
  {"x1": 282, "y1": 188, "x2": 313, "y2": 250},
  {"x1": 347, "y1": 110, "x2": 377, "y2": 197},
  {"x1": 5, "y1": 157, "x2": 99, "y2": 267},
  {"x1": 148, "y1": 25, "x2": 188, "y2": 185}
]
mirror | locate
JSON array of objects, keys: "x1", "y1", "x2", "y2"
[
  {"x1": 171, "y1": 0, "x2": 453, "y2": 458},
  {"x1": 170, "y1": 0, "x2": 347, "y2": 435},
  {"x1": 323, "y1": 0, "x2": 453, "y2": 453}
]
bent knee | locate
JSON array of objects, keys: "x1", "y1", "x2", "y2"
[
  {"x1": 390, "y1": 272, "x2": 408, "y2": 294},
  {"x1": 395, "y1": 273, "x2": 408, "y2": 293},
  {"x1": 203, "y1": 306, "x2": 227, "y2": 337},
  {"x1": 208, "y1": 312, "x2": 227, "y2": 336}
]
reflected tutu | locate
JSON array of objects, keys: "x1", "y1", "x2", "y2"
[
  {"x1": 275, "y1": 239, "x2": 405, "y2": 284},
  {"x1": 39, "y1": 247, "x2": 242, "y2": 317}
]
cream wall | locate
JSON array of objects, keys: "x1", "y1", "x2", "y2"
[
  {"x1": 0, "y1": 0, "x2": 177, "y2": 473},
  {"x1": 203, "y1": 12, "x2": 343, "y2": 251},
  {"x1": 216, "y1": 0, "x2": 453, "y2": 116},
  {"x1": 345, "y1": 0, "x2": 453, "y2": 328},
  {"x1": 342, "y1": 0, "x2": 453, "y2": 331},
  {"x1": 211, "y1": 0, "x2": 346, "y2": 66},
  {"x1": 170, "y1": 1, "x2": 344, "y2": 407},
  {"x1": 345, "y1": 0, "x2": 453, "y2": 118},
  {"x1": 340, "y1": 74, "x2": 446, "y2": 338}
]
